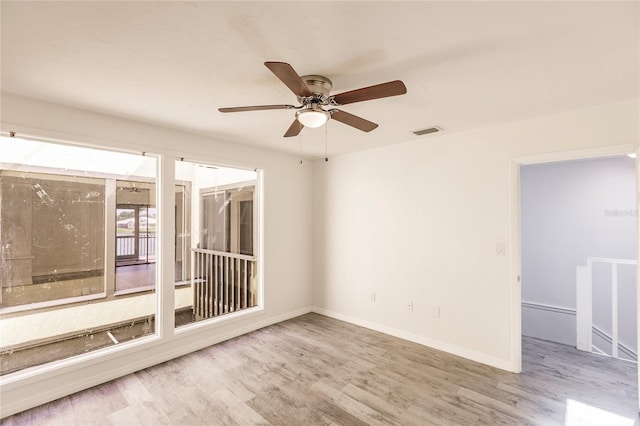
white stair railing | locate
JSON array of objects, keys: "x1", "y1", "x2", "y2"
[
  {"x1": 191, "y1": 248, "x2": 257, "y2": 320},
  {"x1": 576, "y1": 257, "x2": 637, "y2": 360}
]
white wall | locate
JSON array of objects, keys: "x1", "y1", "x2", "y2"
[
  {"x1": 521, "y1": 157, "x2": 636, "y2": 348},
  {"x1": 0, "y1": 93, "x2": 313, "y2": 416},
  {"x1": 312, "y1": 99, "x2": 639, "y2": 371}
]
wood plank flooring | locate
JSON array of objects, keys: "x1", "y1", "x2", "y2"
[{"x1": 2, "y1": 313, "x2": 638, "y2": 425}]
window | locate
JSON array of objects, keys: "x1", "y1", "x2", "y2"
[
  {"x1": 0, "y1": 136, "x2": 158, "y2": 375},
  {"x1": 115, "y1": 180, "x2": 156, "y2": 293},
  {"x1": 113, "y1": 181, "x2": 191, "y2": 293},
  {"x1": 200, "y1": 185, "x2": 254, "y2": 255},
  {"x1": 239, "y1": 199, "x2": 253, "y2": 256},
  {"x1": 1, "y1": 171, "x2": 105, "y2": 308},
  {"x1": 175, "y1": 183, "x2": 191, "y2": 283},
  {"x1": 0, "y1": 136, "x2": 263, "y2": 377},
  {"x1": 175, "y1": 161, "x2": 260, "y2": 328}
]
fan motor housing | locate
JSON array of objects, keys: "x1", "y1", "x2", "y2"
[{"x1": 298, "y1": 75, "x2": 333, "y2": 102}]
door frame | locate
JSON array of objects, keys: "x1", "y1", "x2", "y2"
[
  {"x1": 508, "y1": 143, "x2": 639, "y2": 409},
  {"x1": 115, "y1": 204, "x2": 142, "y2": 262},
  {"x1": 115, "y1": 204, "x2": 156, "y2": 264}
]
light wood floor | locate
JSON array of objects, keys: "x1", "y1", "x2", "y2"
[{"x1": 2, "y1": 313, "x2": 638, "y2": 425}]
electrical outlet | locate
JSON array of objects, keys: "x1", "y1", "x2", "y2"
[
  {"x1": 370, "y1": 292, "x2": 376, "y2": 303},
  {"x1": 408, "y1": 301, "x2": 414, "y2": 311},
  {"x1": 432, "y1": 306, "x2": 440, "y2": 318},
  {"x1": 496, "y1": 242, "x2": 505, "y2": 256}
]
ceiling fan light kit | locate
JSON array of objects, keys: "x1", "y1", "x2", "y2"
[
  {"x1": 219, "y1": 62, "x2": 407, "y2": 137},
  {"x1": 296, "y1": 106, "x2": 330, "y2": 128}
]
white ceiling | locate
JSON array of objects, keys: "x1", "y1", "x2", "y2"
[{"x1": 1, "y1": 1, "x2": 638, "y2": 158}]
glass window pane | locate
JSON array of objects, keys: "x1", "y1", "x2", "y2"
[
  {"x1": 174, "y1": 160, "x2": 259, "y2": 328},
  {"x1": 0, "y1": 135, "x2": 158, "y2": 375},
  {"x1": 175, "y1": 184, "x2": 191, "y2": 283},
  {"x1": 201, "y1": 191, "x2": 229, "y2": 252},
  {"x1": 1, "y1": 172, "x2": 105, "y2": 307},
  {"x1": 115, "y1": 180, "x2": 156, "y2": 293},
  {"x1": 239, "y1": 200, "x2": 253, "y2": 256}
]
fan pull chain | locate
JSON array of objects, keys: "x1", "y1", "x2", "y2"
[
  {"x1": 299, "y1": 131, "x2": 303, "y2": 165},
  {"x1": 324, "y1": 122, "x2": 328, "y2": 162}
]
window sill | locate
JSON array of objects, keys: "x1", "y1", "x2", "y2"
[
  {"x1": 113, "y1": 287, "x2": 155, "y2": 297},
  {"x1": 0, "y1": 293, "x2": 107, "y2": 316},
  {"x1": 113, "y1": 281, "x2": 193, "y2": 297},
  {"x1": 175, "y1": 304, "x2": 264, "y2": 334}
]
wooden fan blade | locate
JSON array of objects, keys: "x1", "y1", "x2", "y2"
[
  {"x1": 332, "y1": 80, "x2": 407, "y2": 105},
  {"x1": 284, "y1": 119, "x2": 304, "y2": 137},
  {"x1": 330, "y1": 109, "x2": 378, "y2": 132},
  {"x1": 265, "y1": 62, "x2": 313, "y2": 98},
  {"x1": 218, "y1": 104, "x2": 296, "y2": 113}
]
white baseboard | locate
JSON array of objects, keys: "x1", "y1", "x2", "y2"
[
  {"x1": 0, "y1": 306, "x2": 312, "y2": 419},
  {"x1": 311, "y1": 306, "x2": 515, "y2": 373}
]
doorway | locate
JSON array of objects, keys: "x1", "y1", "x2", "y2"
[
  {"x1": 116, "y1": 204, "x2": 156, "y2": 266},
  {"x1": 520, "y1": 156, "x2": 637, "y2": 360},
  {"x1": 510, "y1": 145, "x2": 639, "y2": 411},
  {"x1": 114, "y1": 180, "x2": 156, "y2": 293}
]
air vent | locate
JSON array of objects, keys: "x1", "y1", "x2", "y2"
[{"x1": 412, "y1": 126, "x2": 442, "y2": 136}]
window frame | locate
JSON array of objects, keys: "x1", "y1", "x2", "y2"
[
  {"x1": 0, "y1": 140, "x2": 162, "y2": 360},
  {"x1": 0, "y1": 170, "x2": 164, "y2": 313},
  {"x1": 0, "y1": 169, "x2": 109, "y2": 314},
  {"x1": 0, "y1": 133, "x2": 266, "y2": 379}
]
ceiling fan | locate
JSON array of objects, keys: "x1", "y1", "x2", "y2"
[{"x1": 219, "y1": 62, "x2": 407, "y2": 137}]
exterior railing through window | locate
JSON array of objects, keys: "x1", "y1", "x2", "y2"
[
  {"x1": 191, "y1": 248, "x2": 257, "y2": 320},
  {"x1": 116, "y1": 234, "x2": 157, "y2": 259}
]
